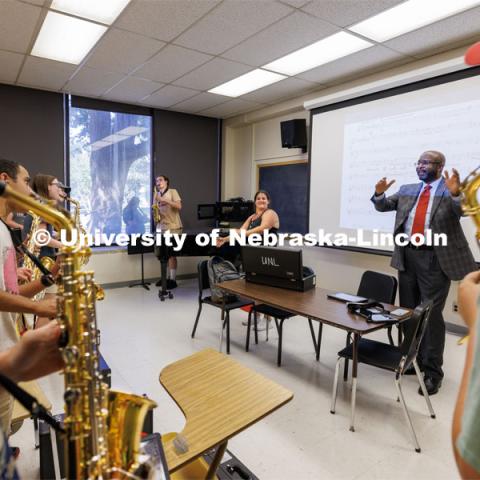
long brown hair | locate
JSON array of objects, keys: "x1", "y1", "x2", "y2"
[{"x1": 32, "y1": 174, "x2": 56, "y2": 200}]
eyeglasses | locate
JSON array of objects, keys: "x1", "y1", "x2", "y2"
[
  {"x1": 50, "y1": 182, "x2": 61, "y2": 187},
  {"x1": 414, "y1": 161, "x2": 442, "y2": 167}
]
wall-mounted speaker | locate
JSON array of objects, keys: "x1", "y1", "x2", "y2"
[{"x1": 280, "y1": 119, "x2": 307, "y2": 153}]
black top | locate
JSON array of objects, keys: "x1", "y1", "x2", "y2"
[{"x1": 248, "y1": 210, "x2": 279, "y2": 236}]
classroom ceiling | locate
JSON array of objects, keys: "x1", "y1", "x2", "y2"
[{"x1": 1, "y1": 0, "x2": 480, "y2": 119}]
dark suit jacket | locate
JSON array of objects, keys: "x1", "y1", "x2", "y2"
[{"x1": 372, "y1": 178, "x2": 477, "y2": 281}]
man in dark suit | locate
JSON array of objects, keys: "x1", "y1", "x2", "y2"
[{"x1": 372, "y1": 150, "x2": 477, "y2": 395}]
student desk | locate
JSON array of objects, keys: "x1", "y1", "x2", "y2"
[
  {"x1": 217, "y1": 279, "x2": 411, "y2": 431},
  {"x1": 159, "y1": 348, "x2": 293, "y2": 478}
]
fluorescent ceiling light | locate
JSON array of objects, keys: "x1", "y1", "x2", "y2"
[
  {"x1": 31, "y1": 11, "x2": 107, "y2": 64},
  {"x1": 263, "y1": 32, "x2": 372, "y2": 76},
  {"x1": 349, "y1": 0, "x2": 480, "y2": 42},
  {"x1": 50, "y1": 0, "x2": 131, "y2": 25},
  {"x1": 209, "y1": 69, "x2": 286, "y2": 97}
]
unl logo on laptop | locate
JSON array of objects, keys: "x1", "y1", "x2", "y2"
[{"x1": 261, "y1": 256, "x2": 280, "y2": 267}]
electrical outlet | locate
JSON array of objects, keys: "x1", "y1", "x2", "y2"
[{"x1": 453, "y1": 301, "x2": 459, "y2": 312}]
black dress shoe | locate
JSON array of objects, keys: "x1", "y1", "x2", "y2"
[
  {"x1": 418, "y1": 377, "x2": 442, "y2": 396},
  {"x1": 155, "y1": 279, "x2": 162, "y2": 287},
  {"x1": 167, "y1": 279, "x2": 177, "y2": 289}
]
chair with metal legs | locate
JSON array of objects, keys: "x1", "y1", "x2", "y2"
[
  {"x1": 344, "y1": 270, "x2": 398, "y2": 380},
  {"x1": 191, "y1": 260, "x2": 254, "y2": 354},
  {"x1": 331, "y1": 301, "x2": 435, "y2": 452}
]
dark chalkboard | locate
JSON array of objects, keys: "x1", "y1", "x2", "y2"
[{"x1": 258, "y1": 162, "x2": 308, "y2": 234}]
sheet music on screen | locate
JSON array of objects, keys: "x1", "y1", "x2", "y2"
[{"x1": 309, "y1": 73, "x2": 480, "y2": 260}]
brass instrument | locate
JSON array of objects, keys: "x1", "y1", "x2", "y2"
[
  {"x1": 0, "y1": 182, "x2": 157, "y2": 479},
  {"x1": 460, "y1": 166, "x2": 480, "y2": 238},
  {"x1": 152, "y1": 202, "x2": 160, "y2": 225},
  {"x1": 458, "y1": 166, "x2": 480, "y2": 345},
  {"x1": 65, "y1": 195, "x2": 105, "y2": 301},
  {"x1": 19, "y1": 211, "x2": 56, "y2": 330}
]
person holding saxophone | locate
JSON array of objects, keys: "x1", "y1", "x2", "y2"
[
  {"x1": 0, "y1": 159, "x2": 58, "y2": 452},
  {"x1": 22, "y1": 174, "x2": 66, "y2": 327},
  {"x1": 153, "y1": 175, "x2": 182, "y2": 289}
]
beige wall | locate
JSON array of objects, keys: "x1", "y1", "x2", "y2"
[
  {"x1": 222, "y1": 47, "x2": 471, "y2": 327},
  {"x1": 89, "y1": 249, "x2": 200, "y2": 285}
]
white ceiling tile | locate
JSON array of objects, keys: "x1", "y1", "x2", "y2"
[
  {"x1": 133, "y1": 45, "x2": 212, "y2": 84},
  {"x1": 200, "y1": 98, "x2": 265, "y2": 118},
  {"x1": 280, "y1": 0, "x2": 310, "y2": 7},
  {"x1": 102, "y1": 76, "x2": 163, "y2": 102},
  {"x1": 222, "y1": 11, "x2": 339, "y2": 67},
  {"x1": 143, "y1": 85, "x2": 199, "y2": 108},
  {"x1": 383, "y1": 7, "x2": 480, "y2": 58},
  {"x1": 86, "y1": 28, "x2": 165, "y2": 74},
  {"x1": 115, "y1": 0, "x2": 221, "y2": 42},
  {"x1": 18, "y1": 56, "x2": 76, "y2": 90},
  {"x1": 296, "y1": 44, "x2": 408, "y2": 84},
  {"x1": 172, "y1": 92, "x2": 230, "y2": 113},
  {"x1": 173, "y1": 57, "x2": 252, "y2": 91},
  {"x1": 0, "y1": 1, "x2": 42, "y2": 54},
  {"x1": 242, "y1": 77, "x2": 320, "y2": 104},
  {"x1": 174, "y1": 0, "x2": 293, "y2": 55},
  {"x1": 65, "y1": 67, "x2": 125, "y2": 97},
  {"x1": 301, "y1": 0, "x2": 405, "y2": 27},
  {"x1": 0, "y1": 50, "x2": 24, "y2": 83}
]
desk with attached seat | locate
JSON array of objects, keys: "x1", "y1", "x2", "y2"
[{"x1": 159, "y1": 348, "x2": 293, "y2": 478}]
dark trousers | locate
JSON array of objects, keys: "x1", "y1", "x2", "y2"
[{"x1": 399, "y1": 247, "x2": 451, "y2": 381}]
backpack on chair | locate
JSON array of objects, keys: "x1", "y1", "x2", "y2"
[{"x1": 207, "y1": 256, "x2": 241, "y2": 304}]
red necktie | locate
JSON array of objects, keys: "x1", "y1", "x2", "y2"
[{"x1": 411, "y1": 185, "x2": 431, "y2": 236}]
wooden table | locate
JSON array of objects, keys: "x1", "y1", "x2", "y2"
[
  {"x1": 159, "y1": 348, "x2": 293, "y2": 477},
  {"x1": 217, "y1": 279, "x2": 411, "y2": 431}
]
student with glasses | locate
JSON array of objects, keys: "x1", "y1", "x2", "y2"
[
  {"x1": 23, "y1": 174, "x2": 66, "y2": 328},
  {"x1": 371, "y1": 150, "x2": 476, "y2": 396}
]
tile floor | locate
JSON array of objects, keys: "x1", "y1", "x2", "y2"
[{"x1": 12, "y1": 280, "x2": 463, "y2": 479}]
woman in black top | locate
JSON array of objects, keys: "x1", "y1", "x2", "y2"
[
  {"x1": 217, "y1": 190, "x2": 280, "y2": 332},
  {"x1": 216, "y1": 190, "x2": 280, "y2": 247}
]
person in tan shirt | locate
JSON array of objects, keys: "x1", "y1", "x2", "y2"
[{"x1": 153, "y1": 175, "x2": 182, "y2": 289}]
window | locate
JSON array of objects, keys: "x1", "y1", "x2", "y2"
[{"x1": 68, "y1": 103, "x2": 152, "y2": 240}]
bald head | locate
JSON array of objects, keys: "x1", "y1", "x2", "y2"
[{"x1": 416, "y1": 150, "x2": 445, "y2": 183}]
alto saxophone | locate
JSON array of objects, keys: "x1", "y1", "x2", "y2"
[
  {"x1": 461, "y1": 165, "x2": 480, "y2": 239},
  {"x1": 19, "y1": 211, "x2": 56, "y2": 330},
  {"x1": 65, "y1": 195, "x2": 105, "y2": 301},
  {"x1": 0, "y1": 183, "x2": 157, "y2": 479},
  {"x1": 458, "y1": 166, "x2": 480, "y2": 345}
]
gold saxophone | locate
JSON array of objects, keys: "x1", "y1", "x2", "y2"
[
  {"x1": 460, "y1": 166, "x2": 480, "y2": 239},
  {"x1": 152, "y1": 202, "x2": 160, "y2": 225},
  {"x1": 65, "y1": 195, "x2": 105, "y2": 301},
  {"x1": 0, "y1": 183, "x2": 157, "y2": 479},
  {"x1": 458, "y1": 166, "x2": 480, "y2": 345},
  {"x1": 18, "y1": 211, "x2": 56, "y2": 331}
]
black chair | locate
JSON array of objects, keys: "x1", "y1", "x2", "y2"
[
  {"x1": 357, "y1": 270, "x2": 398, "y2": 345},
  {"x1": 344, "y1": 270, "x2": 398, "y2": 380},
  {"x1": 331, "y1": 301, "x2": 435, "y2": 452},
  {"x1": 190, "y1": 260, "x2": 254, "y2": 354},
  {"x1": 245, "y1": 304, "x2": 295, "y2": 366}
]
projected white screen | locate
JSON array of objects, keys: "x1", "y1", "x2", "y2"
[{"x1": 309, "y1": 73, "x2": 480, "y2": 261}]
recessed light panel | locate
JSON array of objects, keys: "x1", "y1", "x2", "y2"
[
  {"x1": 51, "y1": 0, "x2": 131, "y2": 25},
  {"x1": 263, "y1": 32, "x2": 372, "y2": 76},
  {"x1": 31, "y1": 11, "x2": 107, "y2": 64},
  {"x1": 349, "y1": 0, "x2": 480, "y2": 42},
  {"x1": 209, "y1": 69, "x2": 286, "y2": 97}
]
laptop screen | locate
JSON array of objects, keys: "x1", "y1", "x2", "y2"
[{"x1": 241, "y1": 246, "x2": 303, "y2": 280}]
